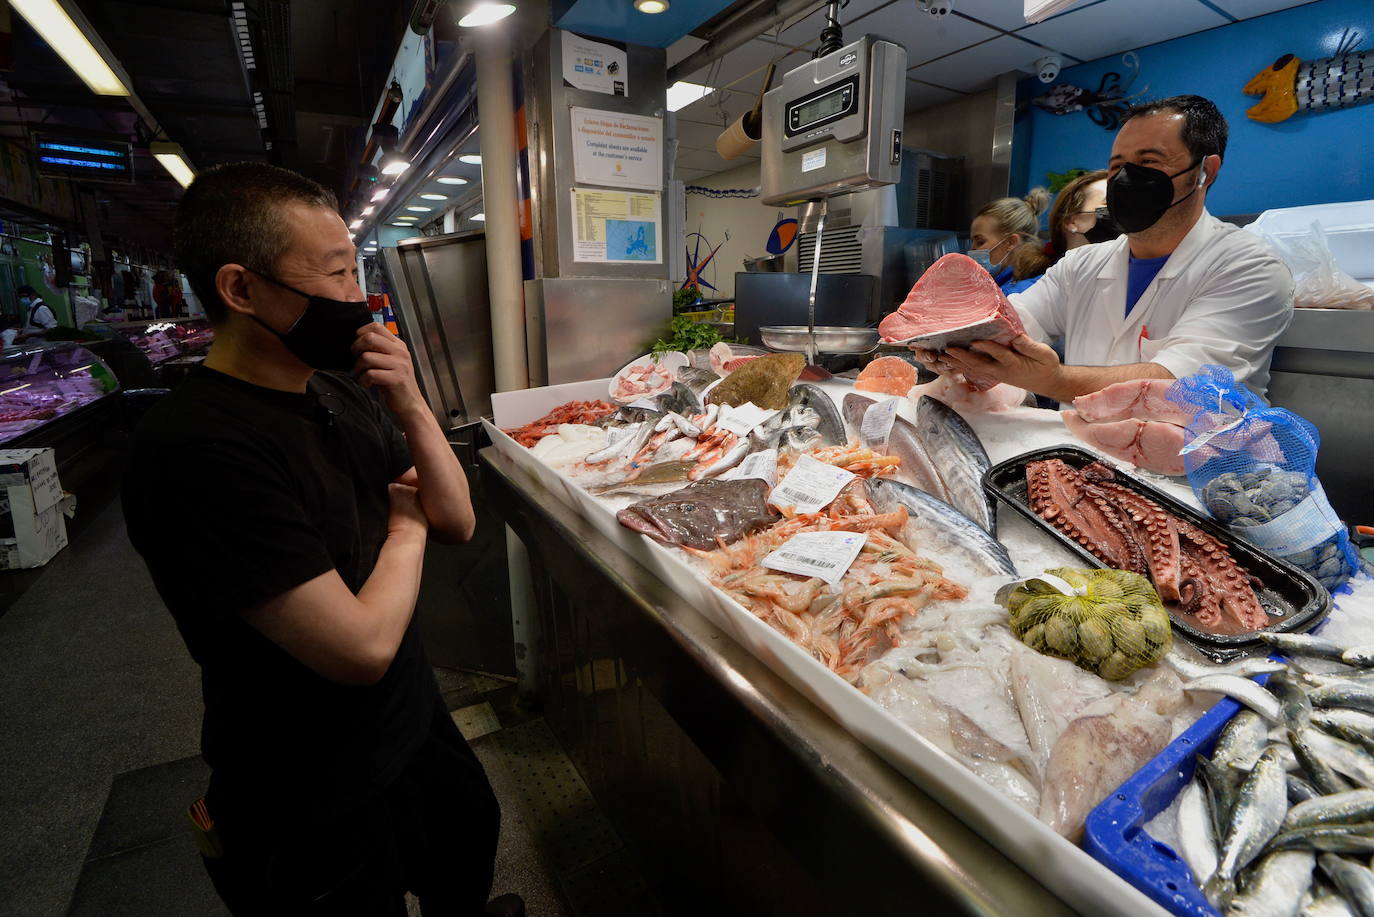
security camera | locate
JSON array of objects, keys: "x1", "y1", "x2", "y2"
[
  {"x1": 920, "y1": 0, "x2": 953, "y2": 16},
  {"x1": 1035, "y1": 55, "x2": 1062, "y2": 83}
]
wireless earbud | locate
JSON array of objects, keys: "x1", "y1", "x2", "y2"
[{"x1": 1198, "y1": 168, "x2": 1208, "y2": 188}]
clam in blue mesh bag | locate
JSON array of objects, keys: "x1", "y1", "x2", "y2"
[{"x1": 1167, "y1": 365, "x2": 1361, "y2": 593}]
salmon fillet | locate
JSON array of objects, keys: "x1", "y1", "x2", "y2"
[{"x1": 854, "y1": 356, "x2": 918, "y2": 396}]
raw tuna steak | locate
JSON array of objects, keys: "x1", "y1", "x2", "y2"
[
  {"x1": 1072, "y1": 379, "x2": 1195, "y2": 426},
  {"x1": 1061, "y1": 411, "x2": 1189, "y2": 476},
  {"x1": 879, "y1": 253, "x2": 1026, "y2": 350}
]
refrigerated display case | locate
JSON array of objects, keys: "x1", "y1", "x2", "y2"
[
  {"x1": 115, "y1": 318, "x2": 214, "y2": 366},
  {"x1": 0, "y1": 343, "x2": 118, "y2": 443}
]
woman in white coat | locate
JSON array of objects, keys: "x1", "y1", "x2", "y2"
[{"x1": 920, "y1": 95, "x2": 1293, "y2": 400}]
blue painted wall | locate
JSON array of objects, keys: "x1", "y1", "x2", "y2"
[{"x1": 1013, "y1": 0, "x2": 1374, "y2": 215}]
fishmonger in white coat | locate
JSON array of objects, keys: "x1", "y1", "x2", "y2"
[{"x1": 919, "y1": 95, "x2": 1293, "y2": 399}]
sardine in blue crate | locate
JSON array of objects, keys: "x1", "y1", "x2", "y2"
[{"x1": 1082, "y1": 674, "x2": 1277, "y2": 917}]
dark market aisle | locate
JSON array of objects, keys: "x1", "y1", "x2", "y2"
[{"x1": 0, "y1": 492, "x2": 652, "y2": 917}]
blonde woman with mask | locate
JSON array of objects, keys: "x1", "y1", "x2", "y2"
[{"x1": 968, "y1": 188, "x2": 1051, "y2": 295}]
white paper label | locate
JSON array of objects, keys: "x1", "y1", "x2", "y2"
[
  {"x1": 769, "y1": 454, "x2": 856, "y2": 513},
  {"x1": 859, "y1": 398, "x2": 900, "y2": 450},
  {"x1": 1235, "y1": 488, "x2": 1345, "y2": 556},
  {"x1": 603, "y1": 425, "x2": 637, "y2": 447},
  {"x1": 715, "y1": 402, "x2": 779, "y2": 437},
  {"x1": 721, "y1": 448, "x2": 778, "y2": 486},
  {"x1": 763, "y1": 531, "x2": 866, "y2": 586},
  {"x1": 801, "y1": 148, "x2": 827, "y2": 173}
]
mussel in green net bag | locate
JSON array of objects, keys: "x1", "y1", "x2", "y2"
[{"x1": 997, "y1": 568, "x2": 1172, "y2": 681}]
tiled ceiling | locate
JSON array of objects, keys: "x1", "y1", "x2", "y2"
[{"x1": 669, "y1": 0, "x2": 1318, "y2": 180}]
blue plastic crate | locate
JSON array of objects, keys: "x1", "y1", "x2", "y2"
[{"x1": 1082, "y1": 671, "x2": 1277, "y2": 917}]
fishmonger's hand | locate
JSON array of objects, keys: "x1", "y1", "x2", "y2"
[{"x1": 935, "y1": 335, "x2": 1064, "y2": 395}]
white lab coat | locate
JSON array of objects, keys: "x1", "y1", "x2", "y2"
[{"x1": 1010, "y1": 210, "x2": 1294, "y2": 396}]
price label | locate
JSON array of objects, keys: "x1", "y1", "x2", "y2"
[
  {"x1": 769, "y1": 454, "x2": 856, "y2": 513},
  {"x1": 763, "y1": 531, "x2": 866, "y2": 586},
  {"x1": 715, "y1": 401, "x2": 779, "y2": 437},
  {"x1": 721, "y1": 448, "x2": 778, "y2": 486},
  {"x1": 859, "y1": 397, "x2": 900, "y2": 450}
]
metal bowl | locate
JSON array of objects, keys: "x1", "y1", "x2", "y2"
[{"x1": 759, "y1": 325, "x2": 879, "y2": 354}]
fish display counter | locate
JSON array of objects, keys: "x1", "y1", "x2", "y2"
[{"x1": 478, "y1": 348, "x2": 1374, "y2": 916}]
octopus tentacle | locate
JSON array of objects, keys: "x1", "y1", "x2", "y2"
[{"x1": 1027, "y1": 459, "x2": 1147, "y2": 573}]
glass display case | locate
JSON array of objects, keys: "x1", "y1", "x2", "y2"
[
  {"x1": 0, "y1": 343, "x2": 120, "y2": 443},
  {"x1": 116, "y1": 318, "x2": 214, "y2": 365}
]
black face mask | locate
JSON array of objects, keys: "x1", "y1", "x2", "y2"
[
  {"x1": 1082, "y1": 207, "x2": 1122, "y2": 244},
  {"x1": 245, "y1": 269, "x2": 374, "y2": 372},
  {"x1": 1105, "y1": 159, "x2": 1204, "y2": 234}
]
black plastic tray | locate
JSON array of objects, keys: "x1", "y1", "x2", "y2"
[{"x1": 982, "y1": 446, "x2": 1330, "y2": 661}]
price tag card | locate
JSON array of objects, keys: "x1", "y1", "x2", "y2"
[
  {"x1": 859, "y1": 397, "x2": 901, "y2": 450},
  {"x1": 769, "y1": 454, "x2": 856, "y2": 513},
  {"x1": 721, "y1": 448, "x2": 777, "y2": 486},
  {"x1": 715, "y1": 402, "x2": 779, "y2": 437},
  {"x1": 763, "y1": 531, "x2": 866, "y2": 586}
]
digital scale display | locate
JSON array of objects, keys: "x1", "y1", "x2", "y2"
[{"x1": 785, "y1": 75, "x2": 859, "y2": 138}]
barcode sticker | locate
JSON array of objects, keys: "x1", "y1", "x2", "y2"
[
  {"x1": 859, "y1": 397, "x2": 900, "y2": 450},
  {"x1": 721, "y1": 448, "x2": 778, "y2": 486},
  {"x1": 715, "y1": 401, "x2": 779, "y2": 437},
  {"x1": 768, "y1": 454, "x2": 856, "y2": 514},
  {"x1": 763, "y1": 531, "x2": 866, "y2": 585}
]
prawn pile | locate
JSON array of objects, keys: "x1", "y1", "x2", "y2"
[
  {"x1": 504, "y1": 400, "x2": 618, "y2": 448},
  {"x1": 691, "y1": 480, "x2": 968, "y2": 684}
]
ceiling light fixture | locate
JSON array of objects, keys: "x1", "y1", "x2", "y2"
[
  {"x1": 391, "y1": 222, "x2": 413, "y2": 227},
  {"x1": 348, "y1": 219, "x2": 363, "y2": 230},
  {"x1": 634, "y1": 0, "x2": 669, "y2": 12},
  {"x1": 457, "y1": 2, "x2": 516, "y2": 27},
  {"x1": 666, "y1": 81, "x2": 714, "y2": 112},
  {"x1": 362, "y1": 205, "x2": 375, "y2": 215},
  {"x1": 371, "y1": 188, "x2": 389, "y2": 202},
  {"x1": 470, "y1": 212, "x2": 486, "y2": 222},
  {"x1": 437, "y1": 176, "x2": 468, "y2": 185},
  {"x1": 420, "y1": 193, "x2": 447, "y2": 200},
  {"x1": 11, "y1": 0, "x2": 131, "y2": 96},
  {"x1": 406, "y1": 206, "x2": 432, "y2": 212},
  {"x1": 459, "y1": 154, "x2": 482, "y2": 165},
  {"x1": 380, "y1": 151, "x2": 410, "y2": 175},
  {"x1": 150, "y1": 141, "x2": 196, "y2": 188}
]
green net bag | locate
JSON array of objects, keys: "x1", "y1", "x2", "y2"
[{"x1": 999, "y1": 568, "x2": 1172, "y2": 681}]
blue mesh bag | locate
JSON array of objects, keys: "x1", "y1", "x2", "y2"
[{"x1": 1169, "y1": 365, "x2": 1361, "y2": 593}]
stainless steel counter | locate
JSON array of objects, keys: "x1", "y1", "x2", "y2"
[
  {"x1": 480, "y1": 445, "x2": 1075, "y2": 917},
  {"x1": 1268, "y1": 309, "x2": 1374, "y2": 523}
]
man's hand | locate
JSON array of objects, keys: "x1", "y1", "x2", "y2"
[
  {"x1": 352, "y1": 323, "x2": 425, "y2": 419},
  {"x1": 387, "y1": 482, "x2": 428, "y2": 544},
  {"x1": 934, "y1": 335, "x2": 1064, "y2": 397}
]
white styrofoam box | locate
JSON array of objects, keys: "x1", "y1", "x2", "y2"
[
  {"x1": 0, "y1": 448, "x2": 67, "y2": 569},
  {"x1": 490, "y1": 379, "x2": 614, "y2": 428},
  {"x1": 1248, "y1": 199, "x2": 1374, "y2": 284}
]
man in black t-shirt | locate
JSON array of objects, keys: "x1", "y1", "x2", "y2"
[{"x1": 123, "y1": 163, "x2": 509, "y2": 916}]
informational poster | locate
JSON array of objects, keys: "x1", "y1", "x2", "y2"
[
  {"x1": 570, "y1": 107, "x2": 662, "y2": 190},
  {"x1": 570, "y1": 188, "x2": 661, "y2": 263},
  {"x1": 561, "y1": 31, "x2": 627, "y2": 96}
]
